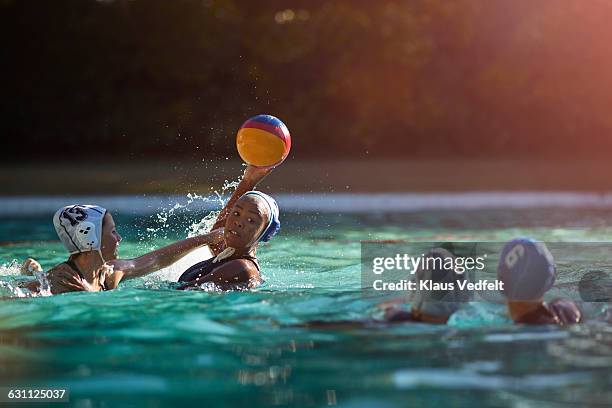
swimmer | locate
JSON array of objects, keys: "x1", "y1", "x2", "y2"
[
  {"x1": 378, "y1": 247, "x2": 470, "y2": 323},
  {"x1": 177, "y1": 165, "x2": 280, "y2": 290},
  {"x1": 22, "y1": 205, "x2": 224, "y2": 294},
  {"x1": 498, "y1": 238, "x2": 582, "y2": 326},
  {"x1": 302, "y1": 247, "x2": 470, "y2": 328}
]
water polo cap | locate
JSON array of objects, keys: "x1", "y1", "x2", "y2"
[
  {"x1": 53, "y1": 205, "x2": 107, "y2": 255},
  {"x1": 497, "y1": 238, "x2": 556, "y2": 301},
  {"x1": 242, "y1": 191, "x2": 280, "y2": 244},
  {"x1": 411, "y1": 247, "x2": 470, "y2": 319}
]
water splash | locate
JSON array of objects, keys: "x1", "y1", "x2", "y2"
[
  {"x1": 0, "y1": 280, "x2": 28, "y2": 298},
  {"x1": 0, "y1": 260, "x2": 52, "y2": 298},
  {"x1": 186, "y1": 210, "x2": 220, "y2": 238},
  {"x1": 182, "y1": 279, "x2": 255, "y2": 292},
  {"x1": 0, "y1": 260, "x2": 22, "y2": 277},
  {"x1": 33, "y1": 270, "x2": 52, "y2": 296},
  {"x1": 131, "y1": 178, "x2": 241, "y2": 282},
  {"x1": 137, "y1": 177, "x2": 241, "y2": 250},
  {"x1": 186, "y1": 179, "x2": 240, "y2": 237}
]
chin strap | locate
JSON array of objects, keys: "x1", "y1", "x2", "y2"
[
  {"x1": 97, "y1": 249, "x2": 106, "y2": 263},
  {"x1": 212, "y1": 247, "x2": 236, "y2": 263},
  {"x1": 96, "y1": 249, "x2": 107, "y2": 286}
]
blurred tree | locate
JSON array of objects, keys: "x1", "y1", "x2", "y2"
[{"x1": 1, "y1": 0, "x2": 611, "y2": 160}]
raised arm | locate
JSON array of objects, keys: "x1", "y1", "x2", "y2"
[
  {"x1": 211, "y1": 165, "x2": 272, "y2": 231},
  {"x1": 106, "y1": 229, "x2": 224, "y2": 287}
]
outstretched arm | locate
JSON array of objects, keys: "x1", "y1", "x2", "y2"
[
  {"x1": 211, "y1": 165, "x2": 272, "y2": 231},
  {"x1": 106, "y1": 229, "x2": 224, "y2": 287}
]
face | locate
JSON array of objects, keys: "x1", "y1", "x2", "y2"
[
  {"x1": 224, "y1": 196, "x2": 269, "y2": 250},
  {"x1": 101, "y1": 213, "x2": 122, "y2": 260}
]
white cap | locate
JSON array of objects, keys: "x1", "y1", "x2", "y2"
[{"x1": 53, "y1": 205, "x2": 107, "y2": 255}]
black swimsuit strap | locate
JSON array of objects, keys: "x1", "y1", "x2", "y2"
[
  {"x1": 213, "y1": 253, "x2": 260, "y2": 271},
  {"x1": 240, "y1": 254, "x2": 260, "y2": 271},
  {"x1": 178, "y1": 254, "x2": 260, "y2": 283},
  {"x1": 65, "y1": 259, "x2": 85, "y2": 280}
]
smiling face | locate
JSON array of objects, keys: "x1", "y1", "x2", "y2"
[
  {"x1": 224, "y1": 195, "x2": 270, "y2": 250},
  {"x1": 100, "y1": 212, "x2": 122, "y2": 261}
]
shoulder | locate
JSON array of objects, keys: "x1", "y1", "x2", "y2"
[
  {"x1": 46, "y1": 262, "x2": 73, "y2": 276},
  {"x1": 215, "y1": 258, "x2": 259, "y2": 277},
  {"x1": 45, "y1": 262, "x2": 86, "y2": 294},
  {"x1": 178, "y1": 257, "x2": 261, "y2": 290},
  {"x1": 208, "y1": 258, "x2": 260, "y2": 286}
]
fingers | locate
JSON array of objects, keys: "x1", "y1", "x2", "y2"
[
  {"x1": 553, "y1": 300, "x2": 581, "y2": 325},
  {"x1": 210, "y1": 228, "x2": 225, "y2": 243},
  {"x1": 209, "y1": 241, "x2": 225, "y2": 256},
  {"x1": 244, "y1": 165, "x2": 273, "y2": 181},
  {"x1": 97, "y1": 263, "x2": 114, "y2": 278}
]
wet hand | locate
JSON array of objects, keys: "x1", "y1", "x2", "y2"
[
  {"x1": 21, "y1": 258, "x2": 42, "y2": 275},
  {"x1": 550, "y1": 298, "x2": 582, "y2": 325},
  {"x1": 96, "y1": 263, "x2": 114, "y2": 288},
  {"x1": 207, "y1": 228, "x2": 227, "y2": 254},
  {"x1": 207, "y1": 228, "x2": 225, "y2": 245},
  {"x1": 243, "y1": 165, "x2": 273, "y2": 182}
]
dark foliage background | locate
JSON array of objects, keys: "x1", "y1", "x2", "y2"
[{"x1": 3, "y1": 0, "x2": 612, "y2": 160}]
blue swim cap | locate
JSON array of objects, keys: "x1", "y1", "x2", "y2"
[{"x1": 497, "y1": 238, "x2": 556, "y2": 301}]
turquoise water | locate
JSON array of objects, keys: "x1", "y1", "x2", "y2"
[{"x1": 1, "y1": 207, "x2": 612, "y2": 407}]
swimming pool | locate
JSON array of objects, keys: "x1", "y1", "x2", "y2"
[{"x1": 1, "y1": 196, "x2": 611, "y2": 407}]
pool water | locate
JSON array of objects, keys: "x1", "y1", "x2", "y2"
[{"x1": 1, "y1": 207, "x2": 611, "y2": 407}]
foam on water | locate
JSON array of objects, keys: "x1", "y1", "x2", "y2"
[
  {"x1": 0, "y1": 265, "x2": 51, "y2": 298},
  {"x1": 0, "y1": 261, "x2": 32, "y2": 298},
  {"x1": 0, "y1": 260, "x2": 22, "y2": 277}
]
